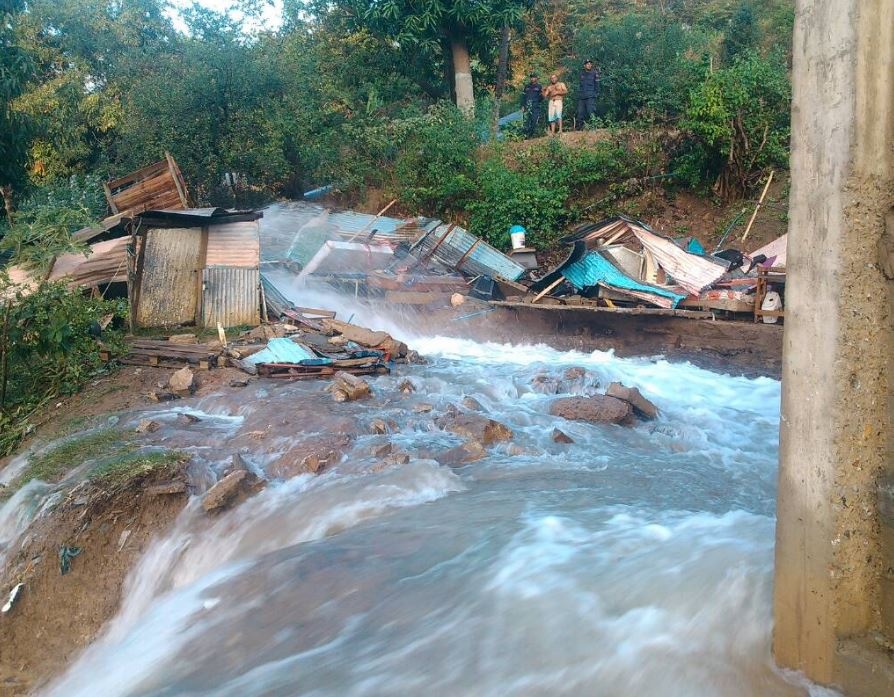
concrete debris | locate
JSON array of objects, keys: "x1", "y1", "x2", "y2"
[
  {"x1": 549, "y1": 395, "x2": 634, "y2": 426},
  {"x1": 168, "y1": 367, "x2": 195, "y2": 394},
  {"x1": 330, "y1": 371, "x2": 371, "y2": 402},
  {"x1": 552, "y1": 428, "x2": 575, "y2": 443},
  {"x1": 604, "y1": 382, "x2": 659, "y2": 420},
  {"x1": 135, "y1": 419, "x2": 160, "y2": 434}
]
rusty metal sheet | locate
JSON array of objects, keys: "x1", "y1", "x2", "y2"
[
  {"x1": 205, "y1": 221, "x2": 261, "y2": 267},
  {"x1": 136, "y1": 228, "x2": 202, "y2": 327},
  {"x1": 202, "y1": 266, "x2": 260, "y2": 328}
]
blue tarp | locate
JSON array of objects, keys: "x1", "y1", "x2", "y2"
[
  {"x1": 245, "y1": 338, "x2": 333, "y2": 366},
  {"x1": 562, "y1": 252, "x2": 686, "y2": 308}
]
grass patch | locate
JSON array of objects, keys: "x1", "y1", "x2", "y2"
[{"x1": 88, "y1": 449, "x2": 190, "y2": 489}]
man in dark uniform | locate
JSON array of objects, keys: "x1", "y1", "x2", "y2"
[
  {"x1": 520, "y1": 73, "x2": 544, "y2": 138},
  {"x1": 576, "y1": 59, "x2": 601, "y2": 129}
]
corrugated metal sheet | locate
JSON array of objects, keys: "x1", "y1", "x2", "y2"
[
  {"x1": 411, "y1": 222, "x2": 525, "y2": 281},
  {"x1": 750, "y1": 234, "x2": 787, "y2": 268},
  {"x1": 633, "y1": 228, "x2": 727, "y2": 295},
  {"x1": 202, "y1": 266, "x2": 260, "y2": 328},
  {"x1": 244, "y1": 338, "x2": 329, "y2": 365},
  {"x1": 205, "y1": 221, "x2": 261, "y2": 267},
  {"x1": 297, "y1": 241, "x2": 393, "y2": 282},
  {"x1": 136, "y1": 228, "x2": 203, "y2": 327},
  {"x1": 563, "y1": 251, "x2": 685, "y2": 309},
  {"x1": 49, "y1": 237, "x2": 129, "y2": 287}
]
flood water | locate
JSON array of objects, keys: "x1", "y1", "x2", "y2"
[
  {"x1": 10, "y1": 334, "x2": 830, "y2": 697},
  {"x1": 0, "y1": 203, "x2": 834, "y2": 695}
]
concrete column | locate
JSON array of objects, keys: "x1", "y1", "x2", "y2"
[{"x1": 774, "y1": 1, "x2": 894, "y2": 695}]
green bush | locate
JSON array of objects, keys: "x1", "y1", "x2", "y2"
[{"x1": 0, "y1": 280, "x2": 127, "y2": 455}]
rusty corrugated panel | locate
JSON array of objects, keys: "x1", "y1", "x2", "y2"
[
  {"x1": 633, "y1": 228, "x2": 727, "y2": 295},
  {"x1": 50, "y1": 238, "x2": 129, "y2": 287},
  {"x1": 202, "y1": 267, "x2": 260, "y2": 328},
  {"x1": 136, "y1": 228, "x2": 203, "y2": 327},
  {"x1": 205, "y1": 221, "x2": 261, "y2": 267}
]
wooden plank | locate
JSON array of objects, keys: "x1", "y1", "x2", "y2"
[
  {"x1": 489, "y1": 300, "x2": 712, "y2": 319},
  {"x1": 165, "y1": 151, "x2": 190, "y2": 208},
  {"x1": 455, "y1": 238, "x2": 482, "y2": 272},
  {"x1": 532, "y1": 276, "x2": 564, "y2": 304},
  {"x1": 103, "y1": 182, "x2": 118, "y2": 214},
  {"x1": 107, "y1": 161, "x2": 168, "y2": 191}
]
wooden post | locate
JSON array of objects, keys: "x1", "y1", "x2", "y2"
[
  {"x1": 741, "y1": 170, "x2": 774, "y2": 243},
  {"x1": 346, "y1": 199, "x2": 398, "y2": 242}
]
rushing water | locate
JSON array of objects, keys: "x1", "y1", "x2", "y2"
[{"x1": 1, "y1": 332, "x2": 832, "y2": 697}]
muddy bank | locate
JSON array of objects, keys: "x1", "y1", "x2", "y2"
[
  {"x1": 0, "y1": 471, "x2": 187, "y2": 695},
  {"x1": 416, "y1": 303, "x2": 783, "y2": 379}
]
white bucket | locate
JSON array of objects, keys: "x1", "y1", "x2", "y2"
[{"x1": 510, "y1": 230, "x2": 526, "y2": 250}]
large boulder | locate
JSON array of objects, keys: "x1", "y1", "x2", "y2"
[
  {"x1": 168, "y1": 367, "x2": 195, "y2": 394},
  {"x1": 435, "y1": 441, "x2": 487, "y2": 467},
  {"x1": 604, "y1": 382, "x2": 659, "y2": 420},
  {"x1": 549, "y1": 395, "x2": 634, "y2": 426},
  {"x1": 435, "y1": 413, "x2": 513, "y2": 445}
]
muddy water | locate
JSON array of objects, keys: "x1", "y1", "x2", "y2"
[{"x1": 7, "y1": 334, "x2": 831, "y2": 697}]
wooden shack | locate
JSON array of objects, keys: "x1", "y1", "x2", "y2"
[
  {"x1": 129, "y1": 208, "x2": 263, "y2": 330},
  {"x1": 104, "y1": 152, "x2": 190, "y2": 215}
]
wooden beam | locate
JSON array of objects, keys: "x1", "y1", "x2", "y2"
[{"x1": 532, "y1": 276, "x2": 565, "y2": 304}]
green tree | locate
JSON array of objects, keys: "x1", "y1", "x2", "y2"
[
  {"x1": 681, "y1": 50, "x2": 790, "y2": 199},
  {"x1": 0, "y1": 0, "x2": 33, "y2": 221},
  {"x1": 722, "y1": 3, "x2": 757, "y2": 64}
]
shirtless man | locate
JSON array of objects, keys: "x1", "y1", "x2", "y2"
[{"x1": 542, "y1": 73, "x2": 568, "y2": 134}]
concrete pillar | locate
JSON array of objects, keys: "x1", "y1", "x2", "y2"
[{"x1": 773, "y1": 1, "x2": 894, "y2": 695}]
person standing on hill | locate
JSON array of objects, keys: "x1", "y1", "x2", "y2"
[
  {"x1": 520, "y1": 73, "x2": 544, "y2": 138},
  {"x1": 542, "y1": 73, "x2": 568, "y2": 134},
  {"x1": 576, "y1": 59, "x2": 601, "y2": 129}
]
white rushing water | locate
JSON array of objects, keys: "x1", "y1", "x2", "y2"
[{"x1": 10, "y1": 335, "x2": 835, "y2": 696}]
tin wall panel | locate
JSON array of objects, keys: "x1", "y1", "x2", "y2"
[
  {"x1": 205, "y1": 221, "x2": 261, "y2": 267},
  {"x1": 202, "y1": 267, "x2": 260, "y2": 328},
  {"x1": 136, "y1": 228, "x2": 202, "y2": 327}
]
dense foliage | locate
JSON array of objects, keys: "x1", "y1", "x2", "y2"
[{"x1": 0, "y1": 0, "x2": 794, "y2": 226}]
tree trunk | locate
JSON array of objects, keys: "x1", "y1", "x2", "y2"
[
  {"x1": 1, "y1": 184, "x2": 14, "y2": 225},
  {"x1": 491, "y1": 23, "x2": 511, "y2": 137},
  {"x1": 450, "y1": 37, "x2": 474, "y2": 115}
]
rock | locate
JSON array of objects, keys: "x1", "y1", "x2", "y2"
[
  {"x1": 604, "y1": 382, "x2": 659, "y2": 420},
  {"x1": 563, "y1": 367, "x2": 587, "y2": 380},
  {"x1": 147, "y1": 390, "x2": 180, "y2": 402},
  {"x1": 229, "y1": 377, "x2": 250, "y2": 388},
  {"x1": 168, "y1": 333, "x2": 197, "y2": 345},
  {"x1": 413, "y1": 403, "x2": 434, "y2": 414},
  {"x1": 229, "y1": 358, "x2": 258, "y2": 375},
  {"x1": 506, "y1": 444, "x2": 528, "y2": 457},
  {"x1": 329, "y1": 371, "x2": 371, "y2": 402},
  {"x1": 551, "y1": 428, "x2": 575, "y2": 444},
  {"x1": 168, "y1": 367, "x2": 195, "y2": 394},
  {"x1": 435, "y1": 441, "x2": 486, "y2": 467},
  {"x1": 398, "y1": 379, "x2": 416, "y2": 394},
  {"x1": 202, "y1": 470, "x2": 247, "y2": 513},
  {"x1": 372, "y1": 442, "x2": 393, "y2": 458},
  {"x1": 177, "y1": 413, "x2": 201, "y2": 425},
  {"x1": 268, "y1": 435, "x2": 352, "y2": 479},
  {"x1": 406, "y1": 350, "x2": 427, "y2": 365},
  {"x1": 450, "y1": 293, "x2": 466, "y2": 307},
  {"x1": 370, "y1": 418, "x2": 389, "y2": 435},
  {"x1": 384, "y1": 452, "x2": 410, "y2": 466},
  {"x1": 135, "y1": 419, "x2": 160, "y2": 434},
  {"x1": 145, "y1": 481, "x2": 187, "y2": 496},
  {"x1": 530, "y1": 373, "x2": 560, "y2": 395},
  {"x1": 549, "y1": 395, "x2": 634, "y2": 425},
  {"x1": 461, "y1": 396, "x2": 484, "y2": 412},
  {"x1": 436, "y1": 413, "x2": 513, "y2": 445}
]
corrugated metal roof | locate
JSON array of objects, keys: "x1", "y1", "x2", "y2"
[
  {"x1": 411, "y1": 222, "x2": 525, "y2": 281},
  {"x1": 563, "y1": 252, "x2": 685, "y2": 309},
  {"x1": 633, "y1": 228, "x2": 727, "y2": 295},
  {"x1": 49, "y1": 238, "x2": 129, "y2": 287},
  {"x1": 138, "y1": 208, "x2": 262, "y2": 228},
  {"x1": 750, "y1": 234, "x2": 787, "y2": 268},
  {"x1": 202, "y1": 266, "x2": 260, "y2": 328},
  {"x1": 244, "y1": 338, "x2": 330, "y2": 365},
  {"x1": 205, "y1": 221, "x2": 260, "y2": 267}
]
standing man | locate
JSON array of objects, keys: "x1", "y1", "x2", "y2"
[
  {"x1": 542, "y1": 73, "x2": 568, "y2": 134},
  {"x1": 520, "y1": 73, "x2": 544, "y2": 139},
  {"x1": 576, "y1": 59, "x2": 601, "y2": 129}
]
